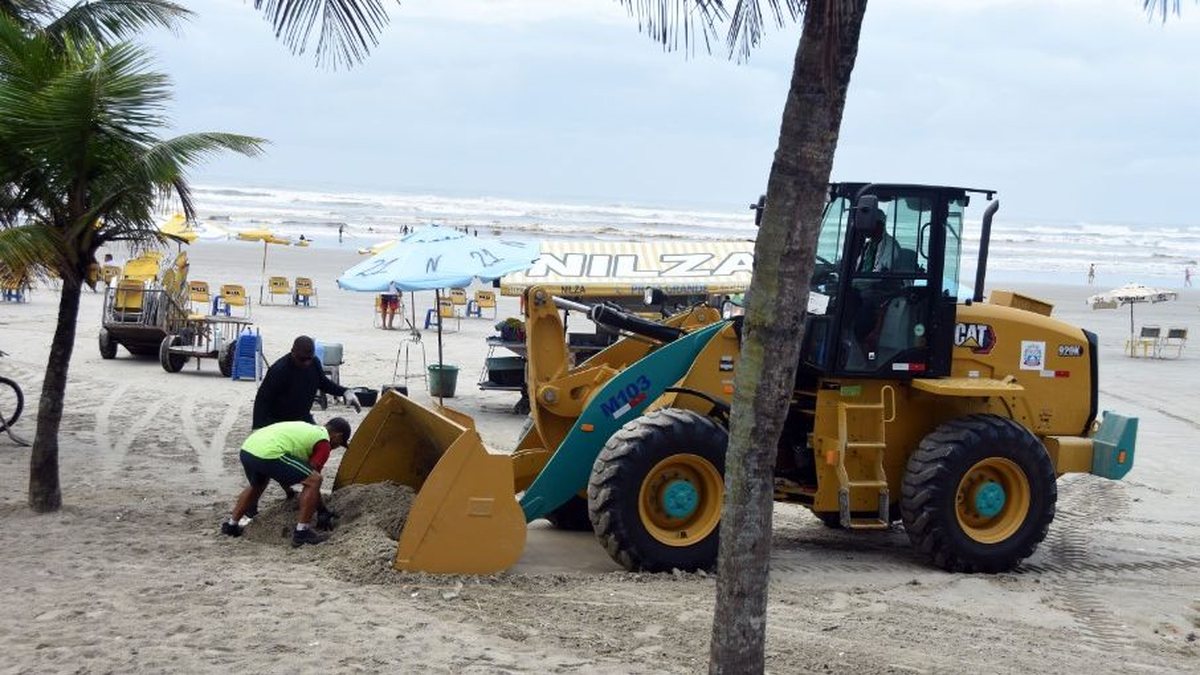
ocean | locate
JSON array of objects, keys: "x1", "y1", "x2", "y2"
[{"x1": 187, "y1": 184, "x2": 1199, "y2": 289}]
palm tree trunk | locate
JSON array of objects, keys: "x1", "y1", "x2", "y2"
[
  {"x1": 28, "y1": 272, "x2": 83, "y2": 512},
  {"x1": 709, "y1": 2, "x2": 868, "y2": 672}
]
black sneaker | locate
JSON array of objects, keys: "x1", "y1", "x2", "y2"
[
  {"x1": 291, "y1": 528, "x2": 328, "y2": 548},
  {"x1": 220, "y1": 521, "x2": 242, "y2": 537}
]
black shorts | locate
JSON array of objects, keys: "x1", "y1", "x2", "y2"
[{"x1": 240, "y1": 450, "x2": 312, "y2": 489}]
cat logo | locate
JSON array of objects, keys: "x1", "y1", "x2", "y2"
[{"x1": 954, "y1": 323, "x2": 996, "y2": 355}]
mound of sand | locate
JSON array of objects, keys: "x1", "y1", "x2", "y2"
[{"x1": 241, "y1": 482, "x2": 415, "y2": 584}]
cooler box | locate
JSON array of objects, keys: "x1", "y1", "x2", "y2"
[{"x1": 485, "y1": 356, "x2": 525, "y2": 387}]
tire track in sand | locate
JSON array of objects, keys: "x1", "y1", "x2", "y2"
[
  {"x1": 180, "y1": 397, "x2": 241, "y2": 481},
  {"x1": 94, "y1": 384, "x2": 168, "y2": 475},
  {"x1": 1041, "y1": 475, "x2": 1134, "y2": 648}
]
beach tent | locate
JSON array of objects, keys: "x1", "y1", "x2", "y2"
[
  {"x1": 338, "y1": 226, "x2": 540, "y2": 400},
  {"x1": 498, "y1": 240, "x2": 755, "y2": 298}
]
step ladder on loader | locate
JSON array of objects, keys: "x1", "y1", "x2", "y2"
[{"x1": 834, "y1": 386, "x2": 895, "y2": 529}]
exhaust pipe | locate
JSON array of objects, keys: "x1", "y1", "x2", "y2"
[{"x1": 973, "y1": 199, "x2": 1000, "y2": 303}]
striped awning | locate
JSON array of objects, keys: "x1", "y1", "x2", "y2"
[{"x1": 500, "y1": 240, "x2": 754, "y2": 297}]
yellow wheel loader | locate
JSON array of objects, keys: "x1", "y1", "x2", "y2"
[{"x1": 335, "y1": 182, "x2": 1137, "y2": 575}]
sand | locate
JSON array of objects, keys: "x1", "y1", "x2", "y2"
[{"x1": 1, "y1": 239, "x2": 1198, "y2": 672}]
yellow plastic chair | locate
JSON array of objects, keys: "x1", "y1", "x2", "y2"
[
  {"x1": 188, "y1": 280, "x2": 211, "y2": 315},
  {"x1": 219, "y1": 284, "x2": 250, "y2": 317},
  {"x1": 439, "y1": 297, "x2": 460, "y2": 332},
  {"x1": 267, "y1": 276, "x2": 292, "y2": 304},
  {"x1": 449, "y1": 288, "x2": 468, "y2": 306},
  {"x1": 122, "y1": 256, "x2": 159, "y2": 283},
  {"x1": 468, "y1": 290, "x2": 497, "y2": 319},
  {"x1": 112, "y1": 279, "x2": 145, "y2": 320},
  {"x1": 294, "y1": 277, "x2": 317, "y2": 307}
]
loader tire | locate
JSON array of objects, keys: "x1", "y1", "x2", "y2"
[
  {"x1": 901, "y1": 414, "x2": 1056, "y2": 573},
  {"x1": 546, "y1": 495, "x2": 593, "y2": 532},
  {"x1": 98, "y1": 329, "x2": 117, "y2": 359},
  {"x1": 159, "y1": 335, "x2": 187, "y2": 373},
  {"x1": 588, "y1": 408, "x2": 727, "y2": 573}
]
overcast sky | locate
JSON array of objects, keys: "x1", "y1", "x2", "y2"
[{"x1": 145, "y1": 0, "x2": 1199, "y2": 225}]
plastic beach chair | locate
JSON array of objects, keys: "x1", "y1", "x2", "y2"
[{"x1": 294, "y1": 277, "x2": 317, "y2": 307}]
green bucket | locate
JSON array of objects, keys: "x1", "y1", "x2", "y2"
[{"x1": 427, "y1": 364, "x2": 460, "y2": 398}]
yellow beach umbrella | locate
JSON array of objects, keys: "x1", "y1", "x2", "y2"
[
  {"x1": 236, "y1": 228, "x2": 292, "y2": 304},
  {"x1": 159, "y1": 213, "x2": 199, "y2": 244}
]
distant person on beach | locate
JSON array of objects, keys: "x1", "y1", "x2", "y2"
[
  {"x1": 219, "y1": 418, "x2": 352, "y2": 546},
  {"x1": 1187, "y1": 267, "x2": 1193, "y2": 287},
  {"x1": 253, "y1": 336, "x2": 360, "y2": 431},
  {"x1": 1088, "y1": 263, "x2": 1095, "y2": 285},
  {"x1": 380, "y1": 281, "x2": 400, "y2": 330},
  {"x1": 338, "y1": 224, "x2": 344, "y2": 243}
]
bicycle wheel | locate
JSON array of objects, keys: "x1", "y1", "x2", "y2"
[{"x1": 0, "y1": 376, "x2": 23, "y2": 432}]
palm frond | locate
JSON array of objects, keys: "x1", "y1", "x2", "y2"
[
  {"x1": 1143, "y1": 1, "x2": 1183, "y2": 21},
  {"x1": 252, "y1": 0, "x2": 394, "y2": 69},
  {"x1": 726, "y1": 0, "x2": 802, "y2": 61},
  {"x1": 42, "y1": 0, "x2": 191, "y2": 48},
  {"x1": 617, "y1": 0, "x2": 728, "y2": 54},
  {"x1": 0, "y1": 222, "x2": 66, "y2": 279}
]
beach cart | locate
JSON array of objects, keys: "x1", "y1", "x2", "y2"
[
  {"x1": 98, "y1": 282, "x2": 192, "y2": 359},
  {"x1": 159, "y1": 315, "x2": 254, "y2": 376}
]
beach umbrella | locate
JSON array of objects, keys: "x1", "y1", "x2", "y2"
[
  {"x1": 356, "y1": 239, "x2": 397, "y2": 256},
  {"x1": 235, "y1": 228, "x2": 292, "y2": 303},
  {"x1": 337, "y1": 226, "x2": 540, "y2": 401},
  {"x1": 158, "y1": 213, "x2": 199, "y2": 245},
  {"x1": 1088, "y1": 283, "x2": 1179, "y2": 344}
]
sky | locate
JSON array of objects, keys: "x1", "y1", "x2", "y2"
[{"x1": 144, "y1": 0, "x2": 1200, "y2": 225}]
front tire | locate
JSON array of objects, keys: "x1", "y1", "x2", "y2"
[
  {"x1": 98, "y1": 329, "x2": 117, "y2": 359},
  {"x1": 588, "y1": 408, "x2": 727, "y2": 572},
  {"x1": 901, "y1": 414, "x2": 1055, "y2": 573}
]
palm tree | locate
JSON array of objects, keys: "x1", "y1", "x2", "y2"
[{"x1": 0, "y1": 9, "x2": 265, "y2": 512}]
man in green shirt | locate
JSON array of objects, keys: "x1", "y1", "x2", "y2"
[{"x1": 220, "y1": 418, "x2": 352, "y2": 547}]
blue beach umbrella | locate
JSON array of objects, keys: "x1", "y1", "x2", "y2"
[
  {"x1": 338, "y1": 226, "x2": 539, "y2": 292},
  {"x1": 337, "y1": 226, "x2": 540, "y2": 383}
]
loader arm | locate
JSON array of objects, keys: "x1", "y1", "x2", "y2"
[{"x1": 520, "y1": 320, "x2": 728, "y2": 521}]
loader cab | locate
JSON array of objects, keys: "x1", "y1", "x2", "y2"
[{"x1": 801, "y1": 183, "x2": 994, "y2": 379}]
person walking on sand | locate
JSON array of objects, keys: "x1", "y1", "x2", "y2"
[
  {"x1": 1088, "y1": 263, "x2": 1095, "y2": 285},
  {"x1": 220, "y1": 418, "x2": 352, "y2": 546},
  {"x1": 380, "y1": 280, "x2": 400, "y2": 330},
  {"x1": 1186, "y1": 266, "x2": 1193, "y2": 287},
  {"x1": 338, "y1": 224, "x2": 344, "y2": 243}
]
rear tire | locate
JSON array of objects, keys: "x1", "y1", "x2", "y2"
[
  {"x1": 159, "y1": 335, "x2": 186, "y2": 373},
  {"x1": 901, "y1": 414, "x2": 1055, "y2": 573},
  {"x1": 98, "y1": 329, "x2": 117, "y2": 359},
  {"x1": 588, "y1": 408, "x2": 727, "y2": 573}
]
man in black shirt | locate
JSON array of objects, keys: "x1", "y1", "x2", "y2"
[{"x1": 253, "y1": 336, "x2": 360, "y2": 430}]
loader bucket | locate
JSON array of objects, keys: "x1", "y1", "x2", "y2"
[{"x1": 333, "y1": 391, "x2": 526, "y2": 574}]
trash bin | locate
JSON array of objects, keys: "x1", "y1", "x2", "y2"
[{"x1": 427, "y1": 364, "x2": 460, "y2": 398}]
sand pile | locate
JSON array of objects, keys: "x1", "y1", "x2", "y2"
[{"x1": 241, "y1": 482, "x2": 416, "y2": 584}]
